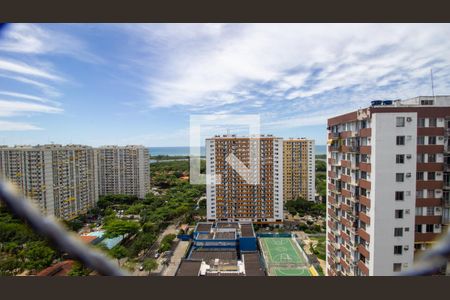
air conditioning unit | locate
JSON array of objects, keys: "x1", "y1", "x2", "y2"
[
  {"x1": 406, "y1": 173, "x2": 412, "y2": 178},
  {"x1": 439, "y1": 136, "x2": 444, "y2": 140},
  {"x1": 404, "y1": 245, "x2": 409, "y2": 251},
  {"x1": 434, "y1": 224, "x2": 441, "y2": 229},
  {"x1": 405, "y1": 227, "x2": 410, "y2": 232},
  {"x1": 407, "y1": 117, "x2": 412, "y2": 122},
  {"x1": 406, "y1": 154, "x2": 412, "y2": 159},
  {"x1": 405, "y1": 209, "x2": 410, "y2": 214}
]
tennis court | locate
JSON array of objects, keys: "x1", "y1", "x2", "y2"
[
  {"x1": 272, "y1": 268, "x2": 311, "y2": 276},
  {"x1": 260, "y1": 237, "x2": 306, "y2": 265}
]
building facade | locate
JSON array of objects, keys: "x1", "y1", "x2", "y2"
[
  {"x1": 206, "y1": 135, "x2": 284, "y2": 224},
  {"x1": 96, "y1": 145, "x2": 150, "y2": 199},
  {"x1": 283, "y1": 138, "x2": 315, "y2": 202},
  {"x1": 326, "y1": 96, "x2": 450, "y2": 276},
  {"x1": 0, "y1": 144, "x2": 98, "y2": 220}
]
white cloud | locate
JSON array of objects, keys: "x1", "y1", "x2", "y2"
[
  {"x1": 0, "y1": 91, "x2": 57, "y2": 104},
  {"x1": 0, "y1": 120, "x2": 42, "y2": 131},
  {"x1": 124, "y1": 24, "x2": 450, "y2": 111},
  {"x1": 0, "y1": 58, "x2": 63, "y2": 81},
  {"x1": 0, "y1": 99, "x2": 63, "y2": 117},
  {"x1": 0, "y1": 24, "x2": 102, "y2": 63}
]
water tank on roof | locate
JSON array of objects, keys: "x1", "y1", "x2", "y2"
[
  {"x1": 383, "y1": 100, "x2": 393, "y2": 105},
  {"x1": 371, "y1": 100, "x2": 383, "y2": 106}
]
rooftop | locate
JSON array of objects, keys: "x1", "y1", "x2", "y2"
[
  {"x1": 176, "y1": 260, "x2": 202, "y2": 276},
  {"x1": 37, "y1": 260, "x2": 75, "y2": 276}
]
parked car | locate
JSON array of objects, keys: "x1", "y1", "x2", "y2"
[
  {"x1": 154, "y1": 253, "x2": 160, "y2": 259},
  {"x1": 139, "y1": 265, "x2": 144, "y2": 271}
]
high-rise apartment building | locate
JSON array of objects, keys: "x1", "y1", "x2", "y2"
[
  {"x1": 206, "y1": 135, "x2": 284, "y2": 224},
  {"x1": 0, "y1": 144, "x2": 98, "y2": 220},
  {"x1": 96, "y1": 145, "x2": 150, "y2": 199},
  {"x1": 283, "y1": 138, "x2": 315, "y2": 202},
  {"x1": 326, "y1": 96, "x2": 450, "y2": 276}
]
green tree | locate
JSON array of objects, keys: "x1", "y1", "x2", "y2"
[
  {"x1": 19, "y1": 241, "x2": 56, "y2": 272},
  {"x1": 109, "y1": 245, "x2": 128, "y2": 265},
  {"x1": 103, "y1": 219, "x2": 140, "y2": 238},
  {"x1": 68, "y1": 261, "x2": 91, "y2": 276},
  {"x1": 142, "y1": 258, "x2": 158, "y2": 272}
]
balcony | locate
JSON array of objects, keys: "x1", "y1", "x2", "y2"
[
  {"x1": 359, "y1": 195, "x2": 371, "y2": 208},
  {"x1": 357, "y1": 244, "x2": 370, "y2": 259},
  {"x1": 415, "y1": 232, "x2": 440, "y2": 242},
  {"x1": 357, "y1": 260, "x2": 370, "y2": 276},
  {"x1": 417, "y1": 127, "x2": 445, "y2": 136},
  {"x1": 357, "y1": 228, "x2": 370, "y2": 242},
  {"x1": 415, "y1": 215, "x2": 442, "y2": 224},
  {"x1": 416, "y1": 163, "x2": 443, "y2": 172},
  {"x1": 359, "y1": 162, "x2": 371, "y2": 173},
  {"x1": 417, "y1": 145, "x2": 444, "y2": 154},
  {"x1": 359, "y1": 211, "x2": 371, "y2": 225},
  {"x1": 416, "y1": 180, "x2": 443, "y2": 189},
  {"x1": 360, "y1": 146, "x2": 371, "y2": 155},
  {"x1": 416, "y1": 198, "x2": 442, "y2": 207},
  {"x1": 358, "y1": 179, "x2": 371, "y2": 190},
  {"x1": 359, "y1": 127, "x2": 372, "y2": 137},
  {"x1": 328, "y1": 132, "x2": 340, "y2": 140}
]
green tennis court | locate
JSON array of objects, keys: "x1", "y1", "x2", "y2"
[
  {"x1": 272, "y1": 268, "x2": 311, "y2": 276},
  {"x1": 260, "y1": 237, "x2": 306, "y2": 265}
]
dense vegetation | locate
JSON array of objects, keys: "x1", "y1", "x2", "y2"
[
  {"x1": 0, "y1": 207, "x2": 60, "y2": 275},
  {"x1": 285, "y1": 197, "x2": 326, "y2": 218},
  {"x1": 310, "y1": 236, "x2": 326, "y2": 261}
]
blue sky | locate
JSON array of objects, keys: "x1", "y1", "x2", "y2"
[{"x1": 1, "y1": 23, "x2": 450, "y2": 146}]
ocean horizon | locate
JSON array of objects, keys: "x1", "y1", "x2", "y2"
[{"x1": 149, "y1": 145, "x2": 326, "y2": 156}]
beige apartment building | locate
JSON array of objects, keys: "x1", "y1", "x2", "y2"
[
  {"x1": 206, "y1": 134, "x2": 284, "y2": 224},
  {"x1": 0, "y1": 144, "x2": 98, "y2": 220},
  {"x1": 283, "y1": 138, "x2": 315, "y2": 202},
  {"x1": 96, "y1": 145, "x2": 150, "y2": 199}
]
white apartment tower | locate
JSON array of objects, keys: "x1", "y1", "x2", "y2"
[
  {"x1": 96, "y1": 145, "x2": 150, "y2": 199},
  {"x1": 0, "y1": 144, "x2": 98, "y2": 220},
  {"x1": 326, "y1": 96, "x2": 450, "y2": 276}
]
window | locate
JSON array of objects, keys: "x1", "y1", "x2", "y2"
[
  {"x1": 416, "y1": 224, "x2": 422, "y2": 233},
  {"x1": 417, "y1": 136, "x2": 425, "y2": 145},
  {"x1": 421, "y1": 100, "x2": 434, "y2": 105},
  {"x1": 396, "y1": 136, "x2": 405, "y2": 145},
  {"x1": 428, "y1": 136, "x2": 436, "y2": 145},
  {"x1": 395, "y1": 210, "x2": 404, "y2": 219},
  {"x1": 417, "y1": 153, "x2": 424, "y2": 163},
  {"x1": 428, "y1": 154, "x2": 436, "y2": 163},
  {"x1": 428, "y1": 189, "x2": 435, "y2": 198},
  {"x1": 426, "y1": 224, "x2": 434, "y2": 233},
  {"x1": 418, "y1": 118, "x2": 425, "y2": 128},
  {"x1": 395, "y1": 191, "x2": 404, "y2": 201},
  {"x1": 394, "y1": 228, "x2": 403, "y2": 237},
  {"x1": 396, "y1": 154, "x2": 405, "y2": 164},
  {"x1": 417, "y1": 172, "x2": 424, "y2": 180},
  {"x1": 396, "y1": 173, "x2": 404, "y2": 182},
  {"x1": 396, "y1": 117, "x2": 405, "y2": 127},
  {"x1": 394, "y1": 245, "x2": 403, "y2": 255},
  {"x1": 426, "y1": 207, "x2": 434, "y2": 216},
  {"x1": 429, "y1": 118, "x2": 437, "y2": 127},
  {"x1": 428, "y1": 172, "x2": 436, "y2": 180},
  {"x1": 393, "y1": 263, "x2": 402, "y2": 272},
  {"x1": 416, "y1": 190, "x2": 424, "y2": 198}
]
